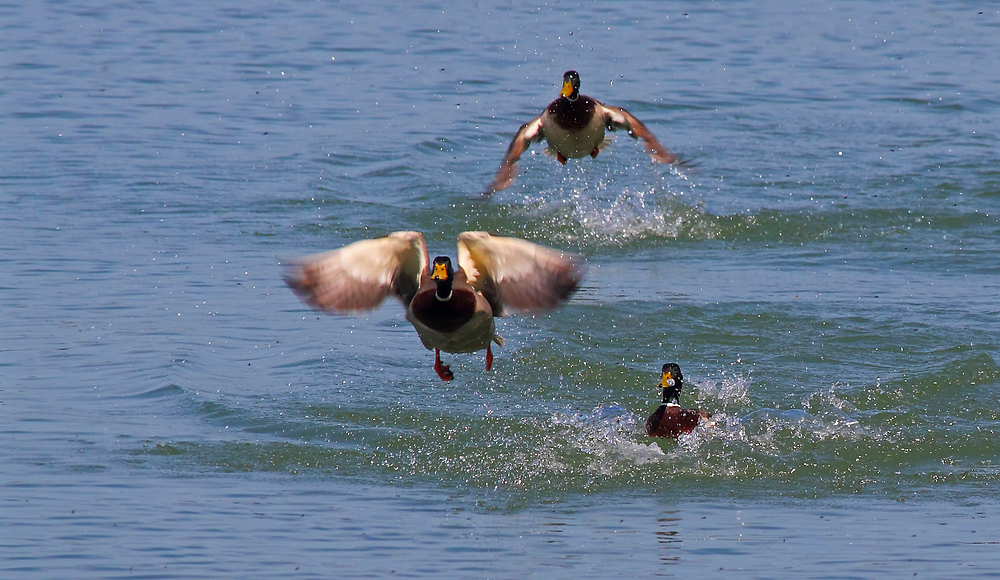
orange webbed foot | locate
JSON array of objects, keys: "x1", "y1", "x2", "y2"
[
  {"x1": 590, "y1": 146, "x2": 600, "y2": 158},
  {"x1": 485, "y1": 344, "x2": 494, "y2": 371},
  {"x1": 556, "y1": 151, "x2": 568, "y2": 165},
  {"x1": 434, "y1": 349, "x2": 454, "y2": 381}
]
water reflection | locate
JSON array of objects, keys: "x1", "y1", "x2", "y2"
[{"x1": 656, "y1": 511, "x2": 682, "y2": 566}]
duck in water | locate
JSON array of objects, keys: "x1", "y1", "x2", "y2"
[{"x1": 645, "y1": 363, "x2": 712, "y2": 438}]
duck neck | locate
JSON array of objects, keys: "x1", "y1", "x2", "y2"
[
  {"x1": 434, "y1": 278, "x2": 454, "y2": 301},
  {"x1": 661, "y1": 385, "x2": 681, "y2": 407}
]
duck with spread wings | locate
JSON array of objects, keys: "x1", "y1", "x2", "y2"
[
  {"x1": 285, "y1": 231, "x2": 582, "y2": 381},
  {"x1": 484, "y1": 70, "x2": 687, "y2": 194}
]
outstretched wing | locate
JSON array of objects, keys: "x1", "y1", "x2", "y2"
[
  {"x1": 602, "y1": 103, "x2": 681, "y2": 165},
  {"x1": 483, "y1": 116, "x2": 545, "y2": 195},
  {"x1": 285, "y1": 231, "x2": 428, "y2": 312},
  {"x1": 457, "y1": 231, "x2": 582, "y2": 316}
]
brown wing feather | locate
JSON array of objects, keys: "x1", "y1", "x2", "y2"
[
  {"x1": 284, "y1": 231, "x2": 427, "y2": 312},
  {"x1": 457, "y1": 231, "x2": 582, "y2": 315},
  {"x1": 602, "y1": 104, "x2": 681, "y2": 164},
  {"x1": 483, "y1": 116, "x2": 545, "y2": 195}
]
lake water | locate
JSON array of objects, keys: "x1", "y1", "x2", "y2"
[{"x1": 3, "y1": 0, "x2": 1000, "y2": 577}]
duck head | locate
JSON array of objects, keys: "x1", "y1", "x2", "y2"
[
  {"x1": 658, "y1": 363, "x2": 683, "y2": 406},
  {"x1": 560, "y1": 70, "x2": 581, "y2": 101},
  {"x1": 430, "y1": 256, "x2": 454, "y2": 301}
]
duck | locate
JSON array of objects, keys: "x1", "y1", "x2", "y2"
[
  {"x1": 284, "y1": 231, "x2": 582, "y2": 381},
  {"x1": 484, "y1": 70, "x2": 687, "y2": 194},
  {"x1": 645, "y1": 363, "x2": 712, "y2": 438}
]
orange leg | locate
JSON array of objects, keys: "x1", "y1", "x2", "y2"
[
  {"x1": 556, "y1": 151, "x2": 568, "y2": 165},
  {"x1": 434, "y1": 349, "x2": 454, "y2": 381},
  {"x1": 485, "y1": 343, "x2": 494, "y2": 371},
  {"x1": 590, "y1": 146, "x2": 600, "y2": 158}
]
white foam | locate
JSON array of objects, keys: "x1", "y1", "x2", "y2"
[{"x1": 513, "y1": 177, "x2": 718, "y2": 247}]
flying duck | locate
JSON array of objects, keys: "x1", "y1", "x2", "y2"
[
  {"x1": 645, "y1": 363, "x2": 712, "y2": 438},
  {"x1": 484, "y1": 70, "x2": 686, "y2": 194},
  {"x1": 285, "y1": 231, "x2": 582, "y2": 381}
]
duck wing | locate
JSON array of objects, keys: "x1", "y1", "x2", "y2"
[
  {"x1": 456, "y1": 231, "x2": 582, "y2": 316},
  {"x1": 601, "y1": 103, "x2": 681, "y2": 165},
  {"x1": 285, "y1": 231, "x2": 428, "y2": 312},
  {"x1": 483, "y1": 115, "x2": 545, "y2": 195}
]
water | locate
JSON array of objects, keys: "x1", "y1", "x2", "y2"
[{"x1": 3, "y1": 0, "x2": 1000, "y2": 577}]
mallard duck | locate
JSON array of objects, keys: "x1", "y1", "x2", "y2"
[
  {"x1": 645, "y1": 363, "x2": 712, "y2": 438},
  {"x1": 484, "y1": 70, "x2": 686, "y2": 194},
  {"x1": 285, "y1": 231, "x2": 582, "y2": 381}
]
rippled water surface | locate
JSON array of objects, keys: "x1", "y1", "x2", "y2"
[{"x1": 3, "y1": 0, "x2": 1000, "y2": 577}]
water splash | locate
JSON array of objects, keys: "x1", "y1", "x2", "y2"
[
  {"x1": 547, "y1": 367, "x2": 868, "y2": 470},
  {"x1": 129, "y1": 365, "x2": 998, "y2": 500},
  {"x1": 551, "y1": 404, "x2": 666, "y2": 466},
  {"x1": 692, "y1": 368, "x2": 752, "y2": 406},
  {"x1": 507, "y1": 168, "x2": 720, "y2": 247}
]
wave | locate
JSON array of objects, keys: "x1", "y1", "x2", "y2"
[
  {"x1": 477, "y1": 183, "x2": 997, "y2": 251},
  {"x1": 128, "y1": 348, "x2": 1000, "y2": 504}
]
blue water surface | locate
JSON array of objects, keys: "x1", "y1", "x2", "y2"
[{"x1": 3, "y1": 0, "x2": 1000, "y2": 578}]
